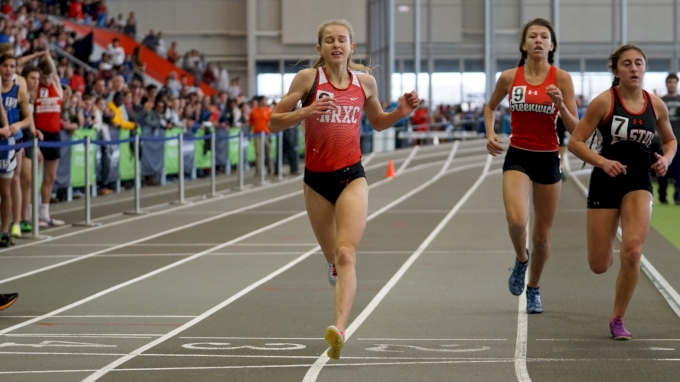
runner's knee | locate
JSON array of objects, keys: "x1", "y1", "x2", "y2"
[{"x1": 335, "y1": 245, "x2": 355, "y2": 268}]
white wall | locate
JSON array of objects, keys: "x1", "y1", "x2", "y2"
[{"x1": 105, "y1": 0, "x2": 680, "y2": 96}]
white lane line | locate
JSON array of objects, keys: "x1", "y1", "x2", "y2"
[
  {"x1": 564, "y1": 154, "x2": 680, "y2": 319},
  {"x1": 356, "y1": 338, "x2": 508, "y2": 341},
  {"x1": 1, "y1": 315, "x2": 195, "y2": 319},
  {"x1": 1, "y1": 336, "x2": 153, "y2": 339},
  {"x1": 303, "y1": 153, "x2": 492, "y2": 382},
  {"x1": 82, "y1": 142, "x2": 465, "y2": 382},
  {"x1": 0, "y1": 211, "x2": 309, "y2": 338},
  {"x1": 4, "y1": 357, "x2": 680, "y2": 375},
  {"x1": 0, "y1": 174, "x2": 304, "y2": 255},
  {"x1": 537, "y1": 338, "x2": 680, "y2": 341},
  {"x1": 396, "y1": 146, "x2": 419, "y2": 174},
  {"x1": 179, "y1": 336, "x2": 323, "y2": 340},
  {"x1": 0, "y1": 190, "x2": 305, "y2": 286},
  {"x1": 2, "y1": 333, "x2": 162, "y2": 337},
  {"x1": 514, "y1": 199, "x2": 532, "y2": 382},
  {"x1": 47, "y1": 174, "x2": 246, "y2": 217},
  {"x1": 362, "y1": 152, "x2": 376, "y2": 166}
]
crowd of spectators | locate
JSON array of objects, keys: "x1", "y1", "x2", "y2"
[{"x1": 0, "y1": 0, "x2": 282, "y2": 199}]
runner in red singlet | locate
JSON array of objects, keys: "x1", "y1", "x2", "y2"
[
  {"x1": 269, "y1": 19, "x2": 419, "y2": 360},
  {"x1": 483, "y1": 18, "x2": 578, "y2": 313},
  {"x1": 33, "y1": 55, "x2": 64, "y2": 227}
]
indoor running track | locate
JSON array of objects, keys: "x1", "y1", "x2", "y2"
[{"x1": 0, "y1": 139, "x2": 679, "y2": 382}]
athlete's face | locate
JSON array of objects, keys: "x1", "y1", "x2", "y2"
[
  {"x1": 667, "y1": 78, "x2": 678, "y2": 94},
  {"x1": 522, "y1": 26, "x2": 553, "y2": 60},
  {"x1": 614, "y1": 49, "x2": 646, "y2": 88},
  {"x1": 317, "y1": 25, "x2": 355, "y2": 66},
  {"x1": 25, "y1": 71, "x2": 39, "y2": 91},
  {"x1": 0, "y1": 59, "x2": 16, "y2": 82}
]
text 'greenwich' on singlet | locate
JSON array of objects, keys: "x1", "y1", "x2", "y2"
[
  {"x1": 303, "y1": 66, "x2": 365, "y2": 172},
  {"x1": 595, "y1": 87, "x2": 657, "y2": 171},
  {"x1": 508, "y1": 65, "x2": 560, "y2": 152}
]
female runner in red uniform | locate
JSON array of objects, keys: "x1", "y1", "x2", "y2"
[
  {"x1": 269, "y1": 19, "x2": 419, "y2": 360},
  {"x1": 484, "y1": 18, "x2": 578, "y2": 313}
]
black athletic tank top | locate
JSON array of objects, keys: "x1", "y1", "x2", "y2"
[{"x1": 595, "y1": 87, "x2": 657, "y2": 171}]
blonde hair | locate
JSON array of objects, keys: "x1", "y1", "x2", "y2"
[{"x1": 312, "y1": 19, "x2": 371, "y2": 74}]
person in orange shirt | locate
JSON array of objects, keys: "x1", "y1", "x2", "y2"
[{"x1": 249, "y1": 96, "x2": 272, "y2": 175}]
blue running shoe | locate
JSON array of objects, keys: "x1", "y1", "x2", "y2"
[
  {"x1": 526, "y1": 286, "x2": 544, "y2": 314},
  {"x1": 508, "y1": 249, "x2": 529, "y2": 296}
]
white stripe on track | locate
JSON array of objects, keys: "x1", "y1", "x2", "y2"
[
  {"x1": 0, "y1": 211, "x2": 312, "y2": 338},
  {"x1": 396, "y1": 146, "x2": 419, "y2": 174},
  {"x1": 0, "y1": 175, "x2": 304, "y2": 254},
  {"x1": 303, "y1": 152, "x2": 492, "y2": 382},
  {"x1": 515, "y1": 221, "x2": 531, "y2": 381},
  {"x1": 564, "y1": 154, "x2": 680, "y2": 319},
  {"x1": 0, "y1": 189, "x2": 306, "y2": 285},
  {"x1": 81, "y1": 142, "x2": 465, "y2": 382},
  {"x1": 362, "y1": 152, "x2": 376, "y2": 165}
]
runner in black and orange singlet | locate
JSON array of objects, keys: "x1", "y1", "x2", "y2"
[
  {"x1": 269, "y1": 19, "x2": 419, "y2": 360},
  {"x1": 568, "y1": 45, "x2": 677, "y2": 340},
  {"x1": 483, "y1": 18, "x2": 579, "y2": 314}
]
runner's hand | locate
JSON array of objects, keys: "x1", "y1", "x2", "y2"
[
  {"x1": 651, "y1": 152, "x2": 670, "y2": 177},
  {"x1": 486, "y1": 133, "x2": 503, "y2": 156},
  {"x1": 396, "y1": 91, "x2": 419, "y2": 116},
  {"x1": 305, "y1": 96, "x2": 337, "y2": 118},
  {"x1": 546, "y1": 85, "x2": 563, "y2": 108},
  {"x1": 601, "y1": 159, "x2": 627, "y2": 177}
]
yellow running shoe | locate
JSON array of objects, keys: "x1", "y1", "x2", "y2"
[
  {"x1": 324, "y1": 325, "x2": 344, "y2": 360},
  {"x1": 10, "y1": 224, "x2": 21, "y2": 238}
]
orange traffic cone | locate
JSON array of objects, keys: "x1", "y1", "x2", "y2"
[{"x1": 386, "y1": 159, "x2": 396, "y2": 178}]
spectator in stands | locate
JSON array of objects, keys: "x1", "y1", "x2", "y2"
[
  {"x1": 214, "y1": 63, "x2": 229, "y2": 93},
  {"x1": 123, "y1": 11, "x2": 136, "y2": 38},
  {"x1": 95, "y1": 0, "x2": 108, "y2": 27},
  {"x1": 141, "y1": 29, "x2": 158, "y2": 53},
  {"x1": 227, "y1": 77, "x2": 242, "y2": 99},
  {"x1": 69, "y1": 65, "x2": 85, "y2": 93},
  {"x1": 143, "y1": 98, "x2": 172, "y2": 131},
  {"x1": 166, "y1": 40, "x2": 178, "y2": 64},
  {"x1": 108, "y1": 37, "x2": 125, "y2": 67},
  {"x1": 155, "y1": 31, "x2": 166, "y2": 58},
  {"x1": 249, "y1": 96, "x2": 272, "y2": 175},
  {"x1": 202, "y1": 62, "x2": 215, "y2": 86},
  {"x1": 106, "y1": 74, "x2": 125, "y2": 102},
  {"x1": 68, "y1": 0, "x2": 83, "y2": 22},
  {"x1": 131, "y1": 46, "x2": 144, "y2": 75},
  {"x1": 161, "y1": 71, "x2": 181, "y2": 98},
  {"x1": 108, "y1": 91, "x2": 135, "y2": 131}
]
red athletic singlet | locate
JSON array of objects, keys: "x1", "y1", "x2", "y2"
[
  {"x1": 303, "y1": 67, "x2": 365, "y2": 172},
  {"x1": 34, "y1": 82, "x2": 62, "y2": 133},
  {"x1": 508, "y1": 65, "x2": 559, "y2": 151}
]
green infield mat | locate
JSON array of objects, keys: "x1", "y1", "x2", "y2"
[{"x1": 651, "y1": 182, "x2": 680, "y2": 250}]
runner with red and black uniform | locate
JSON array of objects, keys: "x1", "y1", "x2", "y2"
[
  {"x1": 484, "y1": 18, "x2": 579, "y2": 314},
  {"x1": 33, "y1": 55, "x2": 64, "y2": 227},
  {"x1": 269, "y1": 19, "x2": 419, "y2": 360}
]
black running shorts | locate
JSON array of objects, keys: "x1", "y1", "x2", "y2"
[
  {"x1": 587, "y1": 167, "x2": 652, "y2": 209},
  {"x1": 39, "y1": 131, "x2": 61, "y2": 161},
  {"x1": 502, "y1": 146, "x2": 562, "y2": 185},
  {"x1": 304, "y1": 161, "x2": 366, "y2": 204}
]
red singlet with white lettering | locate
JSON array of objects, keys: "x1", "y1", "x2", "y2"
[
  {"x1": 303, "y1": 67, "x2": 365, "y2": 172},
  {"x1": 508, "y1": 65, "x2": 559, "y2": 151},
  {"x1": 34, "y1": 82, "x2": 62, "y2": 133}
]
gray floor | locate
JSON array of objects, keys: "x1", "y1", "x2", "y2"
[{"x1": 0, "y1": 140, "x2": 678, "y2": 382}]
